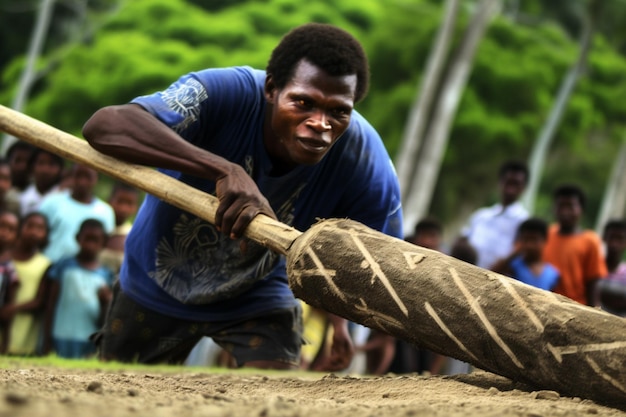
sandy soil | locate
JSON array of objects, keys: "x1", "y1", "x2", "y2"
[{"x1": 0, "y1": 364, "x2": 625, "y2": 417}]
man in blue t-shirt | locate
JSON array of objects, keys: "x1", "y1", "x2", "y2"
[{"x1": 83, "y1": 23, "x2": 403, "y2": 369}]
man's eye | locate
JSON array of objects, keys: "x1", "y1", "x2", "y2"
[{"x1": 333, "y1": 109, "x2": 350, "y2": 117}]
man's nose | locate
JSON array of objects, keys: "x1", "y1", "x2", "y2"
[{"x1": 306, "y1": 111, "x2": 331, "y2": 132}]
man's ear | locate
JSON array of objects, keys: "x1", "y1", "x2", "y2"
[{"x1": 264, "y1": 75, "x2": 277, "y2": 103}]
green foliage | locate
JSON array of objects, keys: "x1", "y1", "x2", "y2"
[{"x1": 2, "y1": 0, "x2": 626, "y2": 233}]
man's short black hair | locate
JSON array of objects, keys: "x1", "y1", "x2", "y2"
[
  {"x1": 413, "y1": 216, "x2": 442, "y2": 236},
  {"x1": 266, "y1": 23, "x2": 369, "y2": 102},
  {"x1": 498, "y1": 160, "x2": 529, "y2": 183},
  {"x1": 517, "y1": 217, "x2": 548, "y2": 239},
  {"x1": 553, "y1": 183, "x2": 586, "y2": 210},
  {"x1": 603, "y1": 219, "x2": 626, "y2": 236}
]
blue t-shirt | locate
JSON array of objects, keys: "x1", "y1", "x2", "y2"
[
  {"x1": 510, "y1": 256, "x2": 560, "y2": 291},
  {"x1": 122, "y1": 66, "x2": 403, "y2": 321},
  {"x1": 48, "y1": 257, "x2": 114, "y2": 341},
  {"x1": 39, "y1": 191, "x2": 115, "y2": 262}
]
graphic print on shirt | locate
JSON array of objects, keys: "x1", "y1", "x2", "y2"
[
  {"x1": 151, "y1": 213, "x2": 278, "y2": 305},
  {"x1": 160, "y1": 77, "x2": 208, "y2": 133}
]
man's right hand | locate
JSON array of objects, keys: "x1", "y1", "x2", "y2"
[{"x1": 214, "y1": 165, "x2": 277, "y2": 239}]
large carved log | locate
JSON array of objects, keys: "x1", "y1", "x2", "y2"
[{"x1": 287, "y1": 219, "x2": 626, "y2": 407}]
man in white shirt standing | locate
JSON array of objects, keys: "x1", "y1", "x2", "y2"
[{"x1": 459, "y1": 160, "x2": 530, "y2": 270}]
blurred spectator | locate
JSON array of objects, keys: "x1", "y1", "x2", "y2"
[
  {"x1": 596, "y1": 219, "x2": 626, "y2": 317},
  {"x1": 38, "y1": 164, "x2": 114, "y2": 262},
  {"x1": 491, "y1": 217, "x2": 560, "y2": 291},
  {"x1": 7, "y1": 212, "x2": 51, "y2": 355},
  {"x1": 0, "y1": 159, "x2": 17, "y2": 215},
  {"x1": 458, "y1": 160, "x2": 529, "y2": 270},
  {"x1": 543, "y1": 184, "x2": 607, "y2": 305},
  {"x1": 99, "y1": 182, "x2": 140, "y2": 277},
  {"x1": 43, "y1": 219, "x2": 114, "y2": 358},
  {"x1": 6, "y1": 141, "x2": 34, "y2": 192},
  {"x1": 0, "y1": 210, "x2": 20, "y2": 353},
  {"x1": 19, "y1": 148, "x2": 65, "y2": 217}
]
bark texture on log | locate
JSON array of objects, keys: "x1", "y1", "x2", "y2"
[{"x1": 287, "y1": 219, "x2": 626, "y2": 407}]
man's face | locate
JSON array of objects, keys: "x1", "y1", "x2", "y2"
[
  {"x1": 33, "y1": 153, "x2": 62, "y2": 189},
  {"x1": 109, "y1": 189, "x2": 139, "y2": 225},
  {"x1": 72, "y1": 165, "x2": 98, "y2": 197},
  {"x1": 77, "y1": 226, "x2": 106, "y2": 258},
  {"x1": 554, "y1": 195, "x2": 582, "y2": 231},
  {"x1": 264, "y1": 59, "x2": 357, "y2": 167},
  {"x1": 9, "y1": 148, "x2": 32, "y2": 186},
  {"x1": 604, "y1": 228, "x2": 626, "y2": 258},
  {"x1": 0, "y1": 212, "x2": 18, "y2": 247},
  {"x1": 517, "y1": 230, "x2": 545, "y2": 262},
  {"x1": 499, "y1": 170, "x2": 527, "y2": 204},
  {"x1": 412, "y1": 230, "x2": 441, "y2": 251},
  {"x1": 0, "y1": 165, "x2": 11, "y2": 196}
]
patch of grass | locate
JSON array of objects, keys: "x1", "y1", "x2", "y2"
[{"x1": 0, "y1": 355, "x2": 324, "y2": 378}]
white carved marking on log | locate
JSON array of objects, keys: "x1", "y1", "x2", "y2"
[
  {"x1": 355, "y1": 298, "x2": 404, "y2": 331},
  {"x1": 424, "y1": 301, "x2": 479, "y2": 363},
  {"x1": 347, "y1": 229, "x2": 409, "y2": 317},
  {"x1": 547, "y1": 341, "x2": 626, "y2": 363},
  {"x1": 495, "y1": 273, "x2": 544, "y2": 332},
  {"x1": 403, "y1": 252, "x2": 426, "y2": 269},
  {"x1": 293, "y1": 247, "x2": 346, "y2": 302},
  {"x1": 450, "y1": 267, "x2": 525, "y2": 369},
  {"x1": 584, "y1": 354, "x2": 626, "y2": 394}
]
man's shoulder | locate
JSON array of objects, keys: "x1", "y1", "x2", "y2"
[
  {"x1": 193, "y1": 65, "x2": 264, "y2": 83},
  {"x1": 469, "y1": 203, "x2": 501, "y2": 219},
  {"x1": 331, "y1": 111, "x2": 389, "y2": 166},
  {"x1": 39, "y1": 189, "x2": 70, "y2": 208},
  {"x1": 579, "y1": 229, "x2": 603, "y2": 245}
]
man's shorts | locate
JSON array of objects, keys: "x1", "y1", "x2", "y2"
[{"x1": 96, "y1": 282, "x2": 303, "y2": 366}]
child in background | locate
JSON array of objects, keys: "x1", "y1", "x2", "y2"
[
  {"x1": 38, "y1": 164, "x2": 115, "y2": 262},
  {"x1": 491, "y1": 217, "x2": 560, "y2": 291},
  {"x1": 6, "y1": 141, "x2": 34, "y2": 193},
  {"x1": 7, "y1": 212, "x2": 51, "y2": 355},
  {"x1": 99, "y1": 182, "x2": 140, "y2": 277},
  {"x1": 0, "y1": 210, "x2": 20, "y2": 353},
  {"x1": 20, "y1": 148, "x2": 65, "y2": 217},
  {"x1": 596, "y1": 219, "x2": 626, "y2": 317},
  {"x1": 44, "y1": 219, "x2": 114, "y2": 358},
  {"x1": 0, "y1": 159, "x2": 17, "y2": 215}
]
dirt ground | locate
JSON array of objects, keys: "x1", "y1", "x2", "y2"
[{"x1": 0, "y1": 363, "x2": 625, "y2": 417}]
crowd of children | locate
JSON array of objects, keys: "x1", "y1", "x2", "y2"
[
  {"x1": 0, "y1": 141, "x2": 140, "y2": 359},
  {"x1": 0, "y1": 144, "x2": 624, "y2": 376}
]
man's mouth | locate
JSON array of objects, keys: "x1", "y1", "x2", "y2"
[{"x1": 297, "y1": 137, "x2": 329, "y2": 153}]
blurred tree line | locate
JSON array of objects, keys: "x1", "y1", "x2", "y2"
[{"x1": 1, "y1": 0, "x2": 625, "y2": 241}]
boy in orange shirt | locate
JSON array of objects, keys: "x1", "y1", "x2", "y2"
[{"x1": 543, "y1": 184, "x2": 607, "y2": 305}]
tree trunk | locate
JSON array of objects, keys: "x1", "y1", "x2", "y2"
[
  {"x1": 402, "y1": 0, "x2": 500, "y2": 234},
  {"x1": 595, "y1": 139, "x2": 626, "y2": 233},
  {"x1": 395, "y1": 0, "x2": 460, "y2": 203},
  {"x1": 1, "y1": 0, "x2": 56, "y2": 155},
  {"x1": 521, "y1": 12, "x2": 593, "y2": 213}
]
